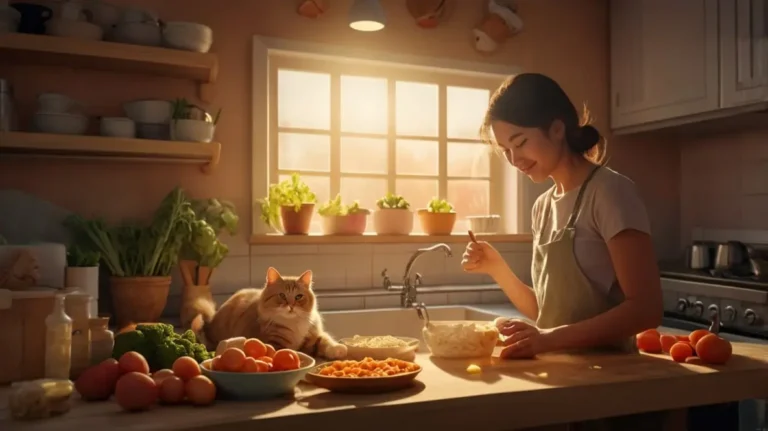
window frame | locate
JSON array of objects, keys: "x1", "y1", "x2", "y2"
[{"x1": 251, "y1": 36, "x2": 529, "y2": 240}]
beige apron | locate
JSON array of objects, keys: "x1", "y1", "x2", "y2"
[{"x1": 531, "y1": 165, "x2": 636, "y2": 353}]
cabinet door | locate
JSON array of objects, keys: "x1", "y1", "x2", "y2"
[
  {"x1": 720, "y1": 0, "x2": 768, "y2": 108},
  {"x1": 610, "y1": 0, "x2": 720, "y2": 130}
]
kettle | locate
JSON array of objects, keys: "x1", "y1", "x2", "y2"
[
  {"x1": 686, "y1": 242, "x2": 714, "y2": 270},
  {"x1": 713, "y1": 241, "x2": 748, "y2": 271}
]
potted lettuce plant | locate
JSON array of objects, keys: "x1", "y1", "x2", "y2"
[
  {"x1": 373, "y1": 192, "x2": 414, "y2": 235},
  {"x1": 260, "y1": 173, "x2": 316, "y2": 235},
  {"x1": 418, "y1": 198, "x2": 457, "y2": 235},
  {"x1": 318, "y1": 194, "x2": 370, "y2": 235}
]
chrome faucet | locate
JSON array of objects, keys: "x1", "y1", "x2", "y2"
[{"x1": 382, "y1": 243, "x2": 452, "y2": 308}]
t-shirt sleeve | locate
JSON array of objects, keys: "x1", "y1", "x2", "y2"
[
  {"x1": 591, "y1": 174, "x2": 651, "y2": 241},
  {"x1": 530, "y1": 190, "x2": 549, "y2": 236}
]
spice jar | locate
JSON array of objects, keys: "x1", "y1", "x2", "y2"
[
  {"x1": 65, "y1": 291, "x2": 91, "y2": 379},
  {"x1": 89, "y1": 317, "x2": 114, "y2": 365}
]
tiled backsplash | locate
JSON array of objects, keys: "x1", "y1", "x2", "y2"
[{"x1": 162, "y1": 239, "x2": 532, "y2": 315}]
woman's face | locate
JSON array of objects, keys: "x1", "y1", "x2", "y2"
[{"x1": 491, "y1": 119, "x2": 567, "y2": 183}]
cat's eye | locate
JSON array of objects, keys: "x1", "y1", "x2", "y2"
[
  {"x1": 295, "y1": 294, "x2": 304, "y2": 300},
  {"x1": 279, "y1": 293, "x2": 287, "y2": 300}
]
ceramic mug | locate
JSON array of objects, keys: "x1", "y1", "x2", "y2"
[
  {"x1": 60, "y1": 0, "x2": 84, "y2": 21},
  {"x1": 10, "y1": 2, "x2": 52, "y2": 34}
]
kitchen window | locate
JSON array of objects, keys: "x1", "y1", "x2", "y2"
[{"x1": 252, "y1": 37, "x2": 524, "y2": 236}]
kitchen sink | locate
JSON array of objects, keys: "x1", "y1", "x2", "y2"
[{"x1": 320, "y1": 305, "x2": 503, "y2": 347}]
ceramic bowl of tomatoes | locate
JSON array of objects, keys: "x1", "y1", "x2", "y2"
[{"x1": 200, "y1": 343, "x2": 315, "y2": 400}]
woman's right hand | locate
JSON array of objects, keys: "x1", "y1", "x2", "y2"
[{"x1": 461, "y1": 240, "x2": 506, "y2": 276}]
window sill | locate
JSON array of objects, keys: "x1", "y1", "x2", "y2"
[{"x1": 249, "y1": 233, "x2": 533, "y2": 245}]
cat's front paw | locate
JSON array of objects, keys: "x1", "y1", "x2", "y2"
[{"x1": 325, "y1": 343, "x2": 348, "y2": 360}]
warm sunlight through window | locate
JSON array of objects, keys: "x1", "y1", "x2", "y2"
[{"x1": 269, "y1": 54, "x2": 503, "y2": 233}]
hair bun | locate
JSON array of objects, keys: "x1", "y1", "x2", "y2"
[{"x1": 574, "y1": 125, "x2": 601, "y2": 152}]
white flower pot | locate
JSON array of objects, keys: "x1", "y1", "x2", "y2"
[
  {"x1": 373, "y1": 209, "x2": 414, "y2": 235},
  {"x1": 65, "y1": 266, "x2": 99, "y2": 317}
]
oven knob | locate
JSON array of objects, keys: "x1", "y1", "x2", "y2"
[
  {"x1": 723, "y1": 306, "x2": 737, "y2": 323},
  {"x1": 692, "y1": 301, "x2": 704, "y2": 318},
  {"x1": 676, "y1": 298, "x2": 689, "y2": 313},
  {"x1": 744, "y1": 309, "x2": 760, "y2": 326}
]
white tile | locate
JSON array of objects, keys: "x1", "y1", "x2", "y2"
[
  {"x1": 209, "y1": 256, "x2": 251, "y2": 294},
  {"x1": 431, "y1": 272, "x2": 486, "y2": 285},
  {"x1": 373, "y1": 244, "x2": 426, "y2": 254},
  {"x1": 344, "y1": 254, "x2": 374, "y2": 288},
  {"x1": 319, "y1": 244, "x2": 373, "y2": 255},
  {"x1": 222, "y1": 234, "x2": 251, "y2": 257},
  {"x1": 447, "y1": 292, "x2": 482, "y2": 305},
  {"x1": 419, "y1": 292, "x2": 448, "y2": 305},
  {"x1": 250, "y1": 255, "x2": 315, "y2": 282},
  {"x1": 364, "y1": 295, "x2": 401, "y2": 309},
  {"x1": 250, "y1": 245, "x2": 318, "y2": 255},
  {"x1": 317, "y1": 296, "x2": 364, "y2": 311},
  {"x1": 480, "y1": 290, "x2": 508, "y2": 304},
  {"x1": 372, "y1": 253, "x2": 411, "y2": 285}
]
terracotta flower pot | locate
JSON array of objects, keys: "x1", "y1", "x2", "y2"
[
  {"x1": 321, "y1": 210, "x2": 370, "y2": 235},
  {"x1": 180, "y1": 284, "x2": 214, "y2": 330},
  {"x1": 374, "y1": 208, "x2": 414, "y2": 235},
  {"x1": 109, "y1": 276, "x2": 171, "y2": 328},
  {"x1": 280, "y1": 203, "x2": 315, "y2": 235},
  {"x1": 417, "y1": 210, "x2": 457, "y2": 235}
]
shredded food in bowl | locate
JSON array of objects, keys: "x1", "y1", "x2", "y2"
[
  {"x1": 344, "y1": 335, "x2": 409, "y2": 349},
  {"x1": 423, "y1": 322, "x2": 500, "y2": 359}
]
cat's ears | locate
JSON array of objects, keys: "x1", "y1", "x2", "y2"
[
  {"x1": 298, "y1": 269, "x2": 313, "y2": 288},
  {"x1": 266, "y1": 267, "x2": 282, "y2": 284}
]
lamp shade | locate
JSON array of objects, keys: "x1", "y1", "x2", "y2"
[{"x1": 349, "y1": 0, "x2": 385, "y2": 32}]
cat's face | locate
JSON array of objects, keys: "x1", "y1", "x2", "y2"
[{"x1": 260, "y1": 267, "x2": 315, "y2": 319}]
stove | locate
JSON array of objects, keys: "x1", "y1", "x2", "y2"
[{"x1": 660, "y1": 265, "x2": 768, "y2": 342}]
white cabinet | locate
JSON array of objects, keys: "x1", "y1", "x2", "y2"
[
  {"x1": 610, "y1": 0, "x2": 720, "y2": 130},
  {"x1": 720, "y1": 0, "x2": 768, "y2": 108}
]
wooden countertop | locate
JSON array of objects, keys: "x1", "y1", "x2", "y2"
[{"x1": 3, "y1": 342, "x2": 768, "y2": 431}]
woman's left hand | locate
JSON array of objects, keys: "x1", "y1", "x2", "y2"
[{"x1": 499, "y1": 320, "x2": 553, "y2": 359}]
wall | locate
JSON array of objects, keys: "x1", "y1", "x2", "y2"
[{"x1": 0, "y1": 0, "x2": 681, "y2": 314}]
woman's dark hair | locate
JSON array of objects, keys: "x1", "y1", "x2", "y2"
[{"x1": 480, "y1": 73, "x2": 606, "y2": 164}]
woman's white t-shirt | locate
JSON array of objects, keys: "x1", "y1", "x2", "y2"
[{"x1": 531, "y1": 167, "x2": 651, "y2": 294}]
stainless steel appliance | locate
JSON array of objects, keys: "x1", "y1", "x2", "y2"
[{"x1": 661, "y1": 240, "x2": 768, "y2": 431}]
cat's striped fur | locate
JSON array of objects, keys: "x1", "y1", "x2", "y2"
[{"x1": 190, "y1": 267, "x2": 347, "y2": 359}]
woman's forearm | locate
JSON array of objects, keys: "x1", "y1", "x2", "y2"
[
  {"x1": 544, "y1": 298, "x2": 662, "y2": 351},
  {"x1": 491, "y1": 264, "x2": 539, "y2": 320}
]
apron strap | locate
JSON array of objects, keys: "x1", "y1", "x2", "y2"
[{"x1": 564, "y1": 165, "x2": 601, "y2": 229}]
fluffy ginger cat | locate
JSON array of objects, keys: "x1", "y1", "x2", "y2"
[{"x1": 190, "y1": 267, "x2": 347, "y2": 359}]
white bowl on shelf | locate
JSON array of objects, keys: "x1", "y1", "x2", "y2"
[
  {"x1": 99, "y1": 117, "x2": 135, "y2": 138},
  {"x1": 0, "y1": 6, "x2": 20, "y2": 34},
  {"x1": 467, "y1": 215, "x2": 501, "y2": 234},
  {"x1": 171, "y1": 119, "x2": 215, "y2": 143},
  {"x1": 162, "y1": 21, "x2": 213, "y2": 53},
  {"x1": 85, "y1": 0, "x2": 122, "y2": 32},
  {"x1": 34, "y1": 112, "x2": 88, "y2": 135},
  {"x1": 45, "y1": 18, "x2": 103, "y2": 41},
  {"x1": 111, "y1": 21, "x2": 161, "y2": 46},
  {"x1": 123, "y1": 99, "x2": 172, "y2": 124}
]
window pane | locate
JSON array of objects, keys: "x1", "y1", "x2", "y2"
[
  {"x1": 396, "y1": 178, "x2": 438, "y2": 233},
  {"x1": 341, "y1": 176, "x2": 387, "y2": 213},
  {"x1": 341, "y1": 75, "x2": 387, "y2": 134},
  {"x1": 447, "y1": 86, "x2": 490, "y2": 139},
  {"x1": 396, "y1": 81, "x2": 438, "y2": 137},
  {"x1": 448, "y1": 180, "x2": 490, "y2": 231},
  {"x1": 396, "y1": 139, "x2": 438, "y2": 176},
  {"x1": 278, "y1": 133, "x2": 330, "y2": 172},
  {"x1": 340, "y1": 137, "x2": 387, "y2": 174},
  {"x1": 447, "y1": 142, "x2": 491, "y2": 178},
  {"x1": 278, "y1": 70, "x2": 330, "y2": 130}
]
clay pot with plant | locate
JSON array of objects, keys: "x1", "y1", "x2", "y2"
[
  {"x1": 260, "y1": 173, "x2": 317, "y2": 235},
  {"x1": 318, "y1": 194, "x2": 370, "y2": 235},
  {"x1": 418, "y1": 198, "x2": 457, "y2": 235},
  {"x1": 63, "y1": 187, "x2": 196, "y2": 327},
  {"x1": 170, "y1": 98, "x2": 221, "y2": 143},
  {"x1": 373, "y1": 192, "x2": 414, "y2": 235},
  {"x1": 178, "y1": 197, "x2": 239, "y2": 329}
]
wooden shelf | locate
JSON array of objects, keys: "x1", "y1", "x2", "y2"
[
  {"x1": 0, "y1": 33, "x2": 218, "y2": 101},
  {"x1": 0, "y1": 132, "x2": 221, "y2": 173}
]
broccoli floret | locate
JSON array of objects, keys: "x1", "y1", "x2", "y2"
[
  {"x1": 156, "y1": 339, "x2": 187, "y2": 370},
  {"x1": 112, "y1": 330, "x2": 154, "y2": 364},
  {"x1": 181, "y1": 329, "x2": 197, "y2": 343},
  {"x1": 136, "y1": 323, "x2": 175, "y2": 345},
  {"x1": 190, "y1": 343, "x2": 212, "y2": 363}
]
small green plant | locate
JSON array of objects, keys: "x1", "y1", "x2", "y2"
[
  {"x1": 181, "y1": 198, "x2": 239, "y2": 269},
  {"x1": 318, "y1": 194, "x2": 364, "y2": 216},
  {"x1": 66, "y1": 245, "x2": 101, "y2": 267},
  {"x1": 376, "y1": 192, "x2": 410, "y2": 210},
  {"x1": 260, "y1": 173, "x2": 317, "y2": 229},
  {"x1": 171, "y1": 98, "x2": 222, "y2": 125},
  {"x1": 427, "y1": 197, "x2": 454, "y2": 213}
]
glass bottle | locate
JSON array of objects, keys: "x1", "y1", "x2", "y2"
[
  {"x1": 89, "y1": 317, "x2": 114, "y2": 365},
  {"x1": 44, "y1": 295, "x2": 72, "y2": 379}
]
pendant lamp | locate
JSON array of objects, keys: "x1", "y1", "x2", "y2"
[{"x1": 349, "y1": 0, "x2": 386, "y2": 32}]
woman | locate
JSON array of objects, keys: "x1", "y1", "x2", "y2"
[{"x1": 462, "y1": 73, "x2": 663, "y2": 359}]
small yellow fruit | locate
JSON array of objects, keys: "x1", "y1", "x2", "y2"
[{"x1": 466, "y1": 364, "x2": 482, "y2": 374}]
